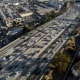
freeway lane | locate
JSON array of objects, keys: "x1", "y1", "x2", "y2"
[
  {"x1": 0, "y1": 30, "x2": 39, "y2": 56},
  {"x1": 27, "y1": 40, "x2": 67, "y2": 80},
  {"x1": 0, "y1": 15, "x2": 60, "y2": 57},
  {"x1": 25, "y1": 29, "x2": 78, "y2": 79},
  {"x1": 16, "y1": 23, "x2": 74, "y2": 80},
  {"x1": 0, "y1": 12, "x2": 59, "y2": 56},
  {"x1": 1, "y1": 22, "x2": 60, "y2": 80},
  {"x1": 15, "y1": 3, "x2": 80, "y2": 80},
  {"x1": 27, "y1": 31, "x2": 72, "y2": 80},
  {"x1": 1, "y1": 25, "x2": 58, "y2": 69},
  {"x1": 0, "y1": 38, "x2": 25, "y2": 56},
  {"x1": 0, "y1": 21, "x2": 60, "y2": 79},
  {"x1": 15, "y1": 30, "x2": 65, "y2": 80},
  {"x1": 0, "y1": 3, "x2": 74, "y2": 56}
]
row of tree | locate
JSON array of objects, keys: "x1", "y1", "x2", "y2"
[
  {"x1": 43, "y1": 52, "x2": 71, "y2": 80},
  {"x1": 43, "y1": 34, "x2": 77, "y2": 80}
]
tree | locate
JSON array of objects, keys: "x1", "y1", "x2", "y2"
[
  {"x1": 69, "y1": 0, "x2": 75, "y2": 4},
  {"x1": 75, "y1": 28, "x2": 80, "y2": 34},
  {"x1": 52, "y1": 53, "x2": 71, "y2": 73},
  {"x1": 43, "y1": 70, "x2": 53, "y2": 80},
  {"x1": 65, "y1": 37, "x2": 76, "y2": 51},
  {"x1": 23, "y1": 26, "x2": 33, "y2": 32},
  {"x1": 12, "y1": 21, "x2": 20, "y2": 27}
]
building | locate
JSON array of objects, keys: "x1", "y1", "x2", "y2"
[
  {"x1": 16, "y1": 6, "x2": 33, "y2": 19},
  {"x1": 72, "y1": 61, "x2": 80, "y2": 79},
  {"x1": 75, "y1": 0, "x2": 80, "y2": 2},
  {"x1": 48, "y1": 0, "x2": 64, "y2": 10},
  {"x1": 36, "y1": 5, "x2": 54, "y2": 16},
  {"x1": 0, "y1": 3, "x2": 33, "y2": 28},
  {"x1": 0, "y1": 6, "x2": 23, "y2": 28},
  {"x1": 6, "y1": 27, "x2": 23, "y2": 36}
]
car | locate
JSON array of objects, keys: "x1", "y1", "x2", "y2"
[
  {"x1": 21, "y1": 36, "x2": 25, "y2": 39},
  {"x1": 12, "y1": 53, "x2": 18, "y2": 56},
  {"x1": 2, "y1": 41, "x2": 6, "y2": 45},
  {"x1": 32, "y1": 67, "x2": 41, "y2": 75},
  {"x1": 7, "y1": 65, "x2": 13, "y2": 71},
  {"x1": 48, "y1": 49, "x2": 52, "y2": 53},
  {"x1": 23, "y1": 55, "x2": 28, "y2": 59},
  {"x1": 9, "y1": 72, "x2": 16, "y2": 77},
  {"x1": 10, "y1": 70, "x2": 22, "y2": 77},
  {"x1": 0, "y1": 64, "x2": 3, "y2": 70},
  {"x1": 27, "y1": 53, "x2": 35, "y2": 56},
  {"x1": 43, "y1": 58, "x2": 49, "y2": 63},
  {"x1": 24, "y1": 62, "x2": 31, "y2": 68},
  {"x1": 0, "y1": 57, "x2": 6, "y2": 62},
  {"x1": 21, "y1": 64, "x2": 25, "y2": 69},
  {"x1": 54, "y1": 33, "x2": 57, "y2": 36},
  {"x1": 16, "y1": 46, "x2": 20, "y2": 49},
  {"x1": 5, "y1": 55, "x2": 10, "y2": 59},
  {"x1": 0, "y1": 77, "x2": 8, "y2": 80},
  {"x1": 13, "y1": 64, "x2": 18, "y2": 69},
  {"x1": 58, "y1": 38, "x2": 62, "y2": 42},
  {"x1": 65, "y1": 32, "x2": 68, "y2": 35},
  {"x1": 64, "y1": 37, "x2": 68, "y2": 40},
  {"x1": 57, "y1": 28, "x2": 61, "y2": 31},
  {"x1": 56, "y1": 41, "x2": 59, "y2": 44},
  {"x1": 5, "y1": 55, "x2": 13, "y2": 61},
  {"x1": 21, "y1": 69, "x2": 31, "y2": 76},
  {"x1": 6, "y1": 55, "x2": 10, "y2": 58},
  {"x1": 20, "y1": 44, "x2": 24, "y2": 47}
]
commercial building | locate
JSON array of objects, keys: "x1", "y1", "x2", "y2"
[
  {"x1": 15, "y1": 6, "x2": 33, "y2": 19},
  {"x1": 0, "y1": 4, "x2": 33, "y2": 28},
  {"x1": 0, "y1": 6, "x2": 22, "y2": 27},
  {"x1": 72, "y1": 61, "x2": 80, "y2": 78}
]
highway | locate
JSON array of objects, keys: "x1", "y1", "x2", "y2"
[
  {"x1": 26, "y1": 24, "x2": 77, "y2": 80},
  {"x1": 20, "y1": 3, "x2": 80, "y2": 80},
  {"x1": 0, "y1": 2, "x2": 80, "y2": 80}
]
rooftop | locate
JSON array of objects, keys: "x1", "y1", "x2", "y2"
[{"x1": 72, "y1": 60, "x2": 80, "y2": 76}]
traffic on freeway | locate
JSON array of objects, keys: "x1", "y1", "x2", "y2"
[{"x1": 0, "y1": 2, "x2": 80, "y2": 80}]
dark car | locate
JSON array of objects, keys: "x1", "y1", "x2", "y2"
[
  {"x1": 0, "y1": 77, "x2": 7, "y2": 80},
  {"x1": 32, "y1": 67, "x2": 41, "y2": 75},
  {"x1": 5, "y1": 55, "x2": 10, "y2": 60},
  {"x1": 42, "y1": 57, "x2": 49, "y2": 63},
  {"x1": 9, "y1": 72, "x2": 16, "y2": 77},
  {"x1": 0, "y1": 64, "x2": 3, "y2": 70}
]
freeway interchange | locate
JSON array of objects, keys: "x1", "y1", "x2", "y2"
[{"x1": 0, "y1": 3, "x2": 80, "y2": 80}]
